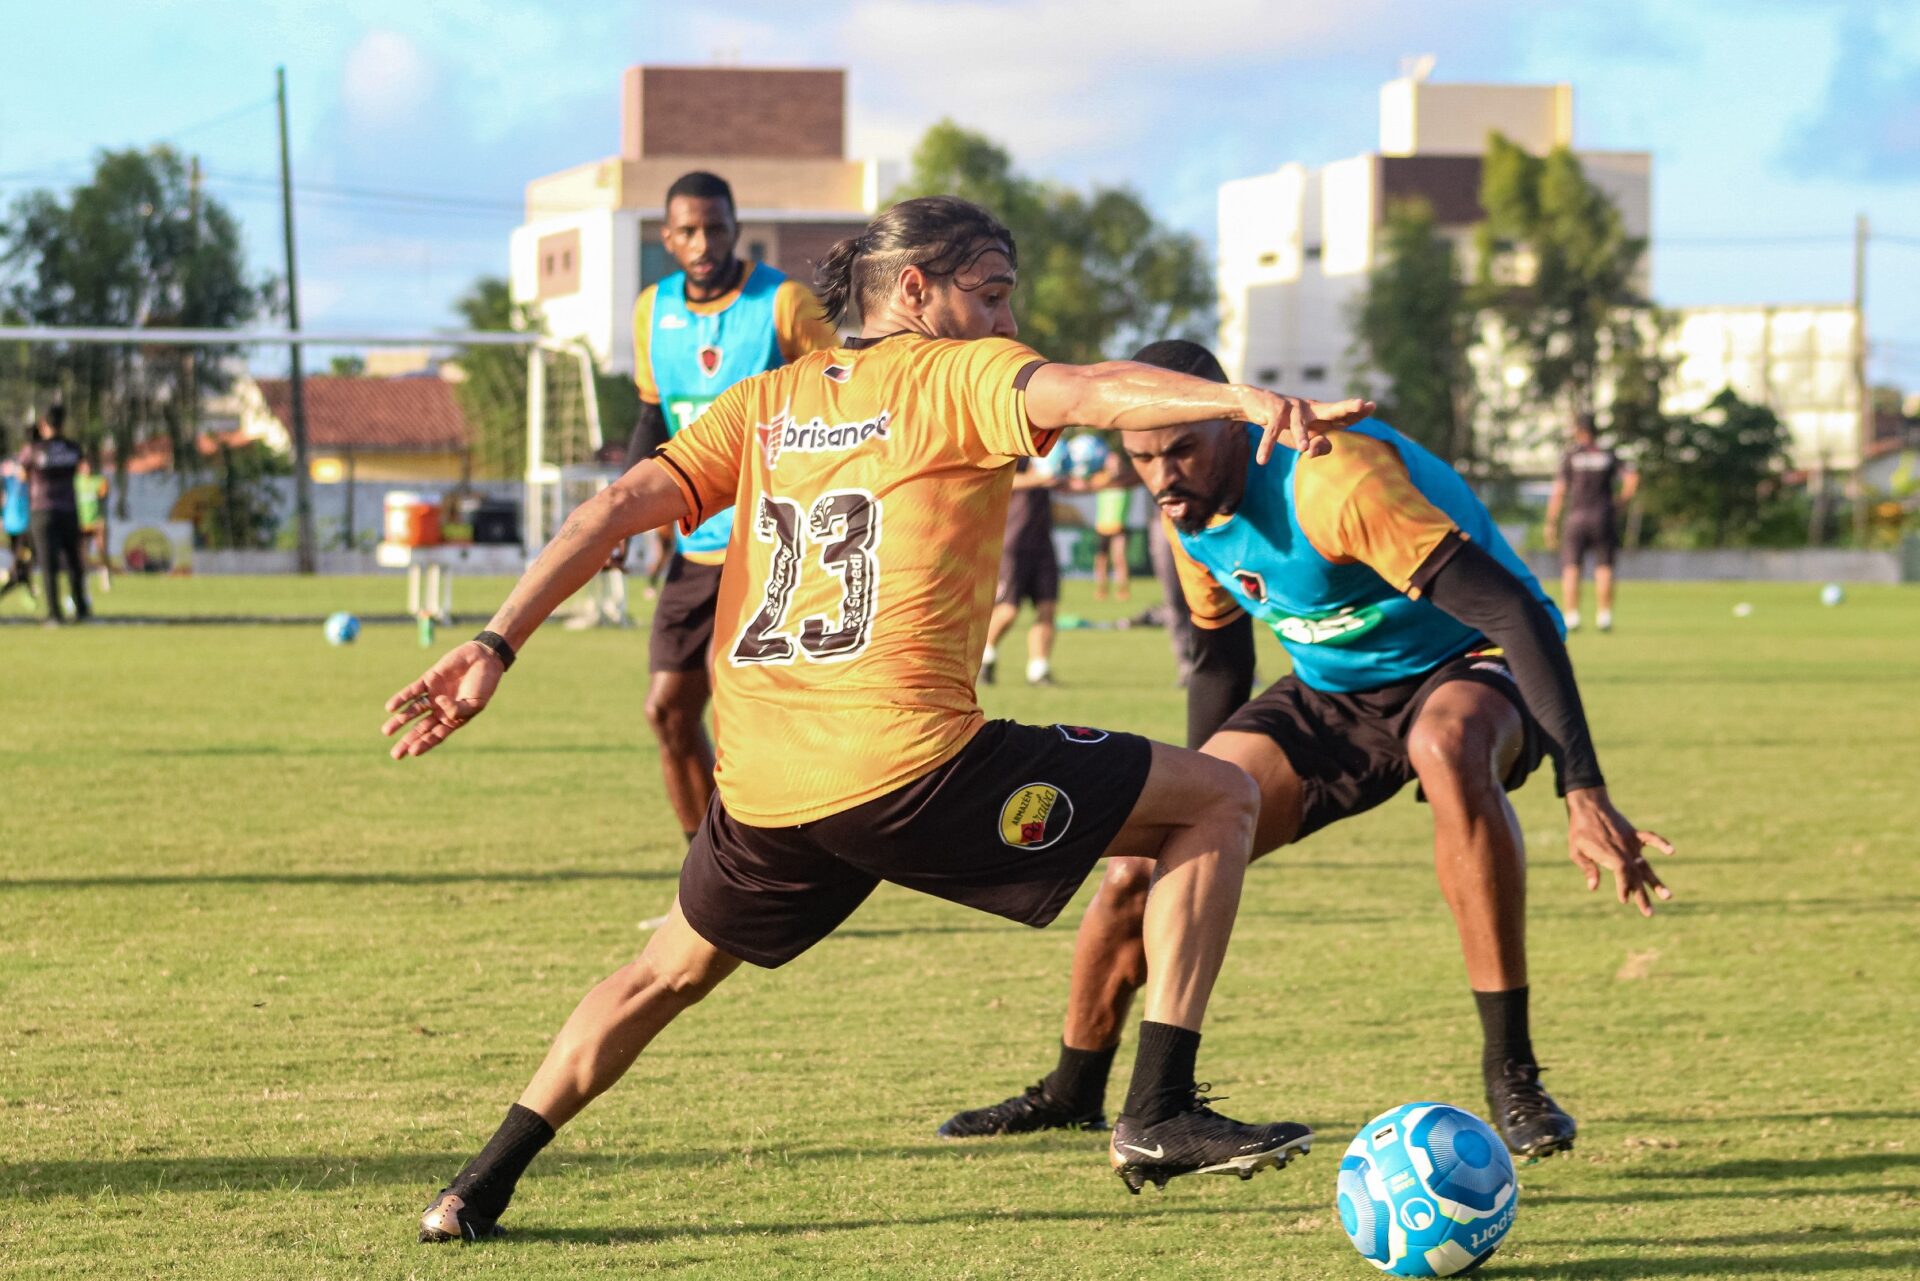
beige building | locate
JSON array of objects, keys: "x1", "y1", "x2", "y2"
[
  {"x1": 509, "y1": 66, "x2": 891, "y2": 373},
  {"x1": 1217, "y1": 70, "x2": 1652, "y2": 472}
]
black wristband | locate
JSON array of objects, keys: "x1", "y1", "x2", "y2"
[{"x1": 472, "y1": 630, "x2": 516, "y2": 671}]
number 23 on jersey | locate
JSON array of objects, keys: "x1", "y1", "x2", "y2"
[{"x1": 730, "y1": 489, "x2": 882, "y2": 666}]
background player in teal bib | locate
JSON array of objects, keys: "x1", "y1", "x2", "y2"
[
  {"x1": 944, "y1": 341, "x2": 1674, "y2": 1160},
  {"x1": 621, "y1": 172, "x2": 838, "y2": 840}
]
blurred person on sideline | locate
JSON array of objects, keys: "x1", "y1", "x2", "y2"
[
  {"x1": 75, "y1": 458, "x2": 111, "y2": 594},
  {"x1": 1088, "y1": 441, "x2": 1139, "y2": 602},
  {"x1": 17, "y1": 404, "x2": 89, "y2": 624},
  {"x1": 1, "y1": 423, "x2": 38, "y2": 609},
  {"x1": 981, "y1": 440, "x2": 1065, "y2": 687},
  {"x1": 1545, "y1": 413, "x2": 1636, "y2": 632}
]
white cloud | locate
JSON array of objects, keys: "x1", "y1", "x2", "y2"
[{"x1": 341, "y1": 29, "x2": 436, "y2": 127}]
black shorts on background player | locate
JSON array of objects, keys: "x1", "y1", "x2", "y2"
[
  {"x1": 996, "y1": 547, "x2": 1059, "y2": 607},
  {"x1": 677, "y1": 720, "x2": 1153, "y2": 967},
  {"x1": 1219, "y1": 652, "x2": 1545, "y2": 840},
  {"x1": 648, "y1": 555, "x2": 725, "y2": 673},
  {"x1": 1559, "y1": 512, "x2": 1618, "y2": 570}
]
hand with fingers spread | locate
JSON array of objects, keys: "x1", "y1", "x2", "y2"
[
  {"x1": 1564, "y1": 786, "x2": 1675, "y2": 917},
  {"x1": 382, "y1": 641, "x2": 505, "y2": 760},
  {"x1": 1238, "y1": 391, "x2": 1376, "y2": 464}
]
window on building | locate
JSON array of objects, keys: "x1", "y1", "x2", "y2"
[
  {"x1": 1257, "y1": 367, "x2": 1281, "y2": 384},
  {"x1": 1304, "y1": 244, "x2": 1323, "y2": 261},
  {"x1": 1302, "y1": 365, "x2": 1327, "y2": 381},
  {"x1": 544, "y1": 254, "x2": 554, "y2": 274},
  {"x1": 561, "y1": 249, "x2": 572, "y2": 270},
  {"x1": 640, "y1": 239, "x2": 672, "y2": 289},
  {"x1": 1257, "y1": 251, "x2": 1279, "y2": 267},
  {"x1": 748, "y1": 240, "x2": 768, "y2": 263}
]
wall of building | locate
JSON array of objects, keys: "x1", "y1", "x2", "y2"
[
  {"x1": 623, "y1": 67, "x2": 844, "y2": 161},
  {"x1": 1665, "y1": 304, "x2": 1861, "y2": 471},
  {"x1": 1381, "y1": 79, "x2": 1572, "y2": 156}
]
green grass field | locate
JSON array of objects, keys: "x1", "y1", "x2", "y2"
[{"x1": 4, "y1": 576, "x2": 1917, "y2": 1278}]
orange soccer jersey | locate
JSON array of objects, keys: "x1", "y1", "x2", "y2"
[{"x1": 653, "y1": 333, "x2": 1056, "y2": 826}]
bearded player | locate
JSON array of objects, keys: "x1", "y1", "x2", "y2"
[
  {"x1": 941, "y1": 340, "x2": 1673, "y2": 1160},
  {"x1": 389, "y1": 199, "x2": 1379, "y2": 1242},
  {"x1": 622, "y1": 171, "x2": 839, "y2": 841}
]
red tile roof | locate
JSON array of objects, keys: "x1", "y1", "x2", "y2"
[{"x1": 256, "y1": 376, "x2": 471, "y2": 452}]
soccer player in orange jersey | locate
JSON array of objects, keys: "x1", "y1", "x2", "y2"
[{"x1": 385, "y1": 197, "x2": 1374, "y2": 1242}]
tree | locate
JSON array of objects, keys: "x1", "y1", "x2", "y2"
[
  {"x1": 1626, "y1": 387, "x2": 1793, "y2": 546},
  {"x1": 328, "y1": 354, "x2": 366, "y2": 378},
  {"x1": 1348, "y1": 199, "x2": 1475, "y2": 464},
  {"x1": 890, "y1": 121, "x2": 1211, "y2": 363},
  {"x1": 1471, "y1": 134, "x2": 1650, "y2": 444},
  {"x1": 0, "y1": 147, "x2": 267, "y2": 504},
  {"x1": 450, "y1": 278, "x2": 533, "y2": 481}
]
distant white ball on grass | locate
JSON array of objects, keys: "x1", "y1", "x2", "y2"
[
  {"x1": 1820, "y1": 583, "x2": 1845, "y2": 607},
  {"x1": 1338, "y1": 1103, "x2": 1517, "y2": 1277},
  {"x1": 323, "y1": 612, "x2": 362, "y2": 645},
  {"x1": 1732, "y1": 602, "x2": 1754, "y2": 618}
]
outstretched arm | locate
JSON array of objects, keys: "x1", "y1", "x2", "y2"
[
  {"x1": 1414, "y1": 536, "x2": 1674, "y2": 915},
  {"x1": 1023, "y1": 361, "x2": 1373, "y2": 464},
  {"x1": 383, "y1": 460, "x2": 689, "y2": 758}
]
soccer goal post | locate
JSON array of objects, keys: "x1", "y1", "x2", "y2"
[{"x1": 0, "y1": 324, "x2": 603, "y2": 579}]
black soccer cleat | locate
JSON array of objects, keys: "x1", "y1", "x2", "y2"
[
  {"x1": 938, "y1": 1082, "x2": 1107, "y2": 1138},
  {"x1": 980, "y1": 657, "x2": 997, "y2": 686},
  {"x1": 418, "y1": 1190, "x2": 506, "y2": 1244},
  {"x1": 1485, "y1": 1060, "x2": 1578, "y2": 1159},
  {"x1": 1108, "y1": 1089, "x2": 1312, "y2": 1193}
]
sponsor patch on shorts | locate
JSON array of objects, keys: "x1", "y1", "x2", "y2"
[
  {"x1": 1055, "y1": 724, "x2": 1110, "y2": 744},
  {"x1": 999, "y1": 783, "x2": 1074, "y2": 849}
]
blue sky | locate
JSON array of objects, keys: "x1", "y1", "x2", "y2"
[{"x1": 4, "y1": 0, "x2": 1918, "y2": 383}]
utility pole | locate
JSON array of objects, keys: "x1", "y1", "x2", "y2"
[
  {"x1": 1852, "y1": 212, "x2": 1870, "y2": 546},
  {"x1": 276, "y1": 66, "x2": 315, "y2": 572}
]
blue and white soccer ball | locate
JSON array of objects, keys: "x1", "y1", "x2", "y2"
[
  {"x1": 323, "y1": 611, "x2": 362, "y2": 646},
  {"x1": 1337, "y1": 1103, "x2": 1517, "y2": 1277},
  {"x1": 1063, "y1": 432, "x2": 1112, "y2": 480},
  {"x1": 1820, "y1": 583, "x2": 1845, "y2": 607}
]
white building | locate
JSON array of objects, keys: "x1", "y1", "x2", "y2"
[
  {"x1": 509, "y1": 66, "x2": 891, "y2": 374},
  {"x1": 1664, "y1": 304, "x2": 1862, "y2": 472},
  {"x1": 1217, "y1": 70, "x2": 1651, "y2": 472}
]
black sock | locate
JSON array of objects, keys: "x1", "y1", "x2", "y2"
[
  {"x1": 1121, "y1": 1021, "x2": 1200, "y2": 1127},
  {"x1": 447, "y1": 1103, "x2": 555, "y2": 1221},
  {"x1": 1042, "y1": 1040, "x2": 1118, "y2": 1116},
  {"x1": 1474, "y1": 986, "x2": 1534, "y2": 1074}
]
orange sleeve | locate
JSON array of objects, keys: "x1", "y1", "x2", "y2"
[
  {"x1": 922, "y1": 337, "x2": 1053, "y2": 464},
  {"x1": 1293, "y1": 434, "x2": 1460, "y2": 593},
  {"x1": 775, "y1": 280, "x2": 841, "y2": 360},
  {"x1": 654, "y1": 379, "x2": 751, "y2": 535},
  {"x1": 631, "y1": 285, "x2": 660, "y2": 404},
  {"x1": 1163, "y1": 515, "x2": 1246, "y2": 629}
]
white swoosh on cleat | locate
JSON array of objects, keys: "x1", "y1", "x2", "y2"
[{"x1": 1122, "y1": 1143, "x2": 1165, "y2": 1159}]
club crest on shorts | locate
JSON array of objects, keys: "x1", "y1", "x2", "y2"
[
  {"x1": 999, "y1": 783, "x2": 1074, "y2": 849},
  {"x1": 1055, "y1": 724, "x2": 1109, "y2": 744},
  {"x1": 698, "y1": 344, "x2": 723, "y2": 377},
  {"x1": 823, "y1": 362, "x2": 853, "y2": 384}
]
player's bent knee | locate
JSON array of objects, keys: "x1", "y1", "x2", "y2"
[
  {"x1": 1407, "y1": 716, "x2": 1502, "y2": 798},
  {"x1": 1099, "y1": 856, "x2": 1155, "y2": 908}
]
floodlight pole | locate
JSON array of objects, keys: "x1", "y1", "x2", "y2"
[{"x1": 277, "y1": 66, "x2": 316, "y2": 572}]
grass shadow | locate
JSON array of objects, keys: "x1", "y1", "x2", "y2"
[
  {"x1": 0, "y1": 1138, "x2": 1121, "y2": 1201},
  {"x1": 510, "y1": 1200, "x2": 1296, "y2": 1246},
  {"x1": 1489, "y1": 1247, "x2": 1911, "y2": 1278},
  {"x1": 1657, "y1": 1152, "x2": 1919, "y2": 1180}
]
